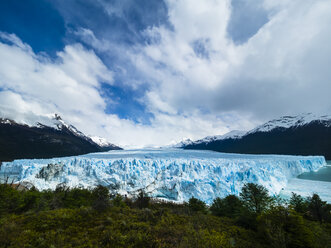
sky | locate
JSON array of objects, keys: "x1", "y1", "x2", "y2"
[{"x1": 0, "y1": 0, "x2": 331, "y2": 148}]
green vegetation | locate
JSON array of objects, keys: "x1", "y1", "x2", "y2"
[{"x1": 0, "y1": 183, "x2": 330, "y2": 248}]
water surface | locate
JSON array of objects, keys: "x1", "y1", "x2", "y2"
[
  {"x1": 297, "y1": 165, "x2": 331, "y2": 182},
  {"x1": 280, "y1": 160, "x2": 331, "y2": 202}
]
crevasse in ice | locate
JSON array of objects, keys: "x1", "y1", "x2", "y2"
[{"x1": 0, "y1": 149, "x2": 326, "y2": 204}]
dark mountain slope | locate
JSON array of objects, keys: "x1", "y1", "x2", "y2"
[
  {"x1": 183, "y1": 115, "x2": 331, "y2": 159},
  {"x1": 0, "y1": 117, "x2": 121, "y2": 161}
]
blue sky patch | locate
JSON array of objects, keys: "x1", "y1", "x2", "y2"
[{"x1": 0, "y1": 0, "x2": 65, "y2": 56}]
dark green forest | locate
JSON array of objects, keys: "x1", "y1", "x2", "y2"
[{"x1": 0, "y1": 183, "x2": 330, "y2": 248}]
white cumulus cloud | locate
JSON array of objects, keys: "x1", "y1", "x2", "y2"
[{"x1": 1, "y1": 0, "x2": 331, "y2": 148}]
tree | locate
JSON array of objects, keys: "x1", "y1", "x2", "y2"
[
  {"x1": 307, "y1": 194, "x2": 328, "y2": 223},
  {"x1": 210, "y1": 195, "x2": 242, "y2": 218},
  {"x1": 92, "y1": 185, "x2": 110, "y2": 211},
  {"x1": 289, "y1": 193, "x2": 308, "y2": 214},
  {"x1": 188, "y1": 197, "x2": 207, "y2": 213},
  {"x1": 135, "y1": 191, "x2": 150, "y2": 209},
  {"x1": 257, "y1": 206, "x2": 315, "y2": 248},
  {"x1": 112, "y1": 194, "x2": 126, "y2": 208},
  {"x1": 240, "y1": 183, "x2": 271, "y2": 214}
]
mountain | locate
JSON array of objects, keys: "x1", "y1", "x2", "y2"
[
  {"x1": 0, "y1": 114, "x2": 121, "y2": 161},
  {"x1": 89, "y1": 136, "x2": 117, "y2": 148},
  {"x1": 181, "y1": 113, "x2": 331, "y2": 159}
]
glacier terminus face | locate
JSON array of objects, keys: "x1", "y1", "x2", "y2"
[{"x1": 0, "y1": 149, "x2": 326, "y2": 204}]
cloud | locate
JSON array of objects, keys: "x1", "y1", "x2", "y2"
[
  {"x1": 0, "y1": 32, "x2": 112, "y2": 131},
  {"x1": 216, "y1": 0, "x2": 331, "y2": 118},
  {"x1": 227, "y1": 0, "x2": 269, "y2": 44},
  {"x1": 1, "y1": 0, "x2": 331, "y2": 148},
  {"x1": 0, "y1": 32, "x2": 112, "y2": 116},
  {"x1": 0, "y1": 31, "x2": 247, "y2": 148},
  {"x1": 128, "y1": 0, "x2": 331, "y2": 123}
]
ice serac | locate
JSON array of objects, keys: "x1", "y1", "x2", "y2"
[{"x1": 0, "y1": 149, "x2": 326, "y2": 204}]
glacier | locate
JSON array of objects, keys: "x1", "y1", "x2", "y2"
[{"x1": 0, "y1": 149, "x2": 326, "y2": 204}]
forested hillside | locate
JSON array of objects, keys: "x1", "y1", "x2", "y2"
[{"x1": 0, "y1": 183, "x2": 330, "y2": 248}]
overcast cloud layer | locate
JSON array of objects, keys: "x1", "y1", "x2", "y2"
[{"x1": 0, "y1": 0, "x2": 331, "y2": 148}]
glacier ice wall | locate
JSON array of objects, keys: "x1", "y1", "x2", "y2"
[{"x1": 0, "y1": 149, "x2": 326, "y2": 204}]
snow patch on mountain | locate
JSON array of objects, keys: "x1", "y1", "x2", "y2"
[
  {"x1": 249, "y1": 113, "x2": 331, "y2": 134},
  {"x1": 89, "y1": 136, "x2": 114, "y2": 147},
  {"x1": 35, "y1": 113, "x2": 87, "y2": 138},
  {"x1": 195, "y1": 130, "x2": 246, "y2": 143},
  {"x1": 0, "y1": 149, "x2": 325, "y2": 204},
  {"x1": 0, "y1": 110, "x2": 82, "y2": 134},
  {"x1": 173, "y1": 130, "x2": 246, "y2": 147},
  {"x1": 171, "y1": 138, "x2": 194, "y2": 148}
]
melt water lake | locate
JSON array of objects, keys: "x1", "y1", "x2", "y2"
[
  {"x1": 297, "y1": 161, "x2": 331, "y2": 182},
  {"x1": 279, "y1": 160, "x2": 331, "y2": 202}
]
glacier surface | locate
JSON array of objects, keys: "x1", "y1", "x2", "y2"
[{"x1": 0, "y1": 149, "x2": 326, "y2": 204}]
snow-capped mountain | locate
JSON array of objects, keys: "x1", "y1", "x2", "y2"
[
  {"x1": 248, "y1": 113, "x2": 331, "y2": 134},
  {"x1": 39, "y1": 113, "x2": 87, "y2": 138},
  {"x1": 0, "y1": 113, "x2": 121, "y2": 161},
  {"x1": 174, "y1": 130, "x2": 245, "y2": 147},
  {"x1": 0, "y1": 149, "x2": 326, "y2": 204},
  {"x1": 89, "y1": 136, "x2": 116, "y2": 148},
  {"x1": 181, "y1": 113, "x2": 331, "y2": 159},
  {"x1": 1, "y1": 112, "x2": 85, "y2": 137},
  {"x1": 171, "y1": 138, "x2": 194, "y2": 148}
]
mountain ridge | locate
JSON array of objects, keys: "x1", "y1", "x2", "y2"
[
  {"x1": 0, "y1": 114, "x2": 122, "y2": 161},
  {"x1": 180, "y1": 113, "x2": 331, "y2": 159}
]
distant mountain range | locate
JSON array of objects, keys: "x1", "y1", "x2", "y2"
[
  {"x1": 0, "y1": 114, "x2": 121, "y2": 161},
  {"x1": 180, "y1": 113, "x2": 331, "y2": 159},
  {"x1": 2, "y1": 112, "x2": 331, "y2": 161}
]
